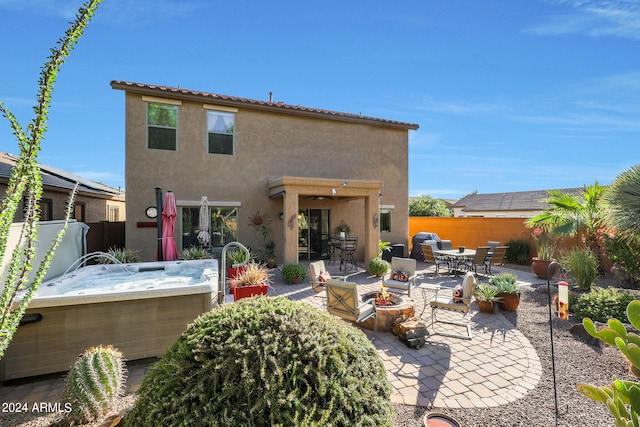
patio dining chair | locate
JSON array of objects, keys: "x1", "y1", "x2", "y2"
[
  {"x1": 428, "y1": 271, "x2": 475, "y2": 340},
  {"x1": 420, "y1": 243, "x2": 449, "y2": 275},
  {"x1": 487, "y1": 241, "x2": 501, "y2": 253},
  {"x1": 460, "y1": 246, "x2": 491, "y2": 275},
  {"x1": 485, "y1": 246, "x2": 508, "y2": 275},
  {"x1": 383, "y1": 256, "x2": 417, "y2": 297},
  {"x1": 325, "y1": 279, "x2": 377, "y2": 332}
]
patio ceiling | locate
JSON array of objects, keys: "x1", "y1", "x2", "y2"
[{"x1": 268, "y1": 176, "x2": 383, "y2": 200}]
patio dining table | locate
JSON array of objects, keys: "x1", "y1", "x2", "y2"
[{"x1": 434, "y1": 248, "x2": 476, "y2": 276}]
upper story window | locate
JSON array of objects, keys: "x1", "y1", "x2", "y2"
[
  {"x1": 207, "y1": 110, "x2": 235, "y2": 155},
  {"x1": 148, "y1": 102, "x2": 178, "y2": 150}
]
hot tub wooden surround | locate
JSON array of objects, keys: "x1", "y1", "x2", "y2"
[{"x1": 1, "y1": 290, "x2": 213, "y2": 381}]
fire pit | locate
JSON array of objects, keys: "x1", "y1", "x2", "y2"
[{"x1": 361, "y1": 290, "x2": 415, "y2": 332}]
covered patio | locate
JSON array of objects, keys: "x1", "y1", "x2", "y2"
[{"x1": 269, "y1": 176, "x2": 383, "y2": 269}]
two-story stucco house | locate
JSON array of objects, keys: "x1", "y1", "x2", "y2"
[{"x1": 111, "y1": 81, "x2": 419, "y2": 267}]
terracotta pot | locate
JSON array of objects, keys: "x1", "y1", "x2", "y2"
[
  {"x1": 477, "y1": 300, "x2": 496, "y2": 314},
  {"x1": 423, "y1": 412, "x2": 461, "y2": 427},
  {"x1": 497, "y1": 293, "x2": 521, "y2": 311},
  {"x1": 232, "y1": 284, "x2": 268, "y2": 301},
  {"x1": 531, "y1": 258, "x2": 558, "y2": 280}
]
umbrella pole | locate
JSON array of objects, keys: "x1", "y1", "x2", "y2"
[{"x1": 155, "y1": 187, "x2": 164, "y2": 261}]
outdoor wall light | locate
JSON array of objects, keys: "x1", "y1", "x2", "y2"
[
  {"x1": 331, "y1": 188, "x2": 337, "y2": 196},
  {"x1": 279, "y1": 212, "x2": 284, "y2": 220},
  {"x1": 343, "y1": 181, "x2": 349, "y2": 186}
]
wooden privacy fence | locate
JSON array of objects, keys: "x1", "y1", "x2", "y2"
[{"x1": 86, "y1": 221, "x2": 125, "y2": 253}]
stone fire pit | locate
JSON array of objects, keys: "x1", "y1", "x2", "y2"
[{"x1": 360, "y1": 291, "x2": 415, "y2": 332}]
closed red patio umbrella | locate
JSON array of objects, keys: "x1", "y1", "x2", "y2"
[{"x1": 161, "y1": 191, "x2": 179, "y2": 261}]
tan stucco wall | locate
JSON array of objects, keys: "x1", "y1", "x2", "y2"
[{"x1": 123, "y1": 92, "x2": 410, "y2": 264}]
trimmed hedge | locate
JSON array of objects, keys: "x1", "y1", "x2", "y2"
[{"x1": 125, "y1": 296, "x2": 394, "y2": 426}]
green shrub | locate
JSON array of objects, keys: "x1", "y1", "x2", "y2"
[
  {"x1": 125, "y1": 296, "x2": 394, "y2": 426},
  {"x1": 281, "y1": 263, "x2": 307, "y2": 284},
  {"x1": 559, "y1": 247, "x2": 598, "y2": 289},
  {"x1": 64, "y1": 345, "x2": 126, "y2": 424},
  {"x1": 505, "y1": 238, "x2": 531, "y2": 265},
  {"x1": 181, "y1": 246, "x2": 212, "y2": 260},
  {"x1": 101, "y1": 247, "x2": 140, "y2": 264},
  {"x1": 603, "y1": 232, "x2": 640, "y2": 288},
  {"x1": 369, "y1": 257, "x2": 391, "y2": 277},
  {"x1": 573, "y1": 288, "x2": 640, "y2": 323}
]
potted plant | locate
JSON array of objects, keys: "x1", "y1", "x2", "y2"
[
  {"x1": 264, "y1": 239, "x2": 276, "y2": 269},
  {"x1": 491, "y1": 272, "x2": 521, "y2": 311},
  {"x1": 530, "y1": 227, "x2": 560, "y2": 279},
  {"x1": 227, "y1": 249, "x2": 249, "y2": 279},
  {"x1": 228, "y1": 260, "x2": 270, "y2": 301},
  {"x1": 336, "y1": 221, "x2": 351, "y2": 238},
  {"x1": 369, "y1": 257, "x2": 391, "y2": 277},
  {"x1": 473, "y1": 283, "x2": 501, "y2": 314},
  {"x1": 282, "y1": 264, "x2": 307, "y2": 284}
]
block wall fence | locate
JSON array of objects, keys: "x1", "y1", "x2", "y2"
[{"x1": 407, "y1": 217, "x2": 590, "y2": 264}]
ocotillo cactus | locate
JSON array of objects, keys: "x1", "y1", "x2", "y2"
[
  {"x1": 577, "y1": 300, "x2": 640, "y2": 426},
  {"x1": 64, "y1": 345, "x2": 127, "y2": 424}
]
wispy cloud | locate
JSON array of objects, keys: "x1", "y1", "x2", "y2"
[
  {"x1": 527, "y1": 0, "x2": 640, "y2": 39},
  {"x1": 410, "y1": 95, "x2": 505, "y2": 116}
]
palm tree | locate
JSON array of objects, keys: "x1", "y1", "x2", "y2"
[
  {"x1": 526, "y1": 182, "x2": 607, "y2": 273},
  {"x1": 605, "y1": 165, "x2": 640, "y2": 241}
]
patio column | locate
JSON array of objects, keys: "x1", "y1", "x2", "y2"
[
  {"x1": 282, "y1": 188, "x2": 300, "y2": 266},
  {"x1": 364, "y1": 190, "x2": 380, "y2": 272}
]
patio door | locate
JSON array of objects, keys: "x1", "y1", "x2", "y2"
[{"x1": 298, "y1": 209, "x2": 330, "y2": 262}]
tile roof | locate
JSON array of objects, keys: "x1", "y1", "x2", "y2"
[
  {"x1": 110, "y1": 80, "x2": 420, "y2": 131},
  {"x1": 0, "y1": 152, "x2": 124, "y2": 199},
  {"x1": 451, "y1": 188, "x2": 584, "y2": 212}
]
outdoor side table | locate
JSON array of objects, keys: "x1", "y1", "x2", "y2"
[{"x1": 417, "y1": 283, "x2": 441, "y2": 317}]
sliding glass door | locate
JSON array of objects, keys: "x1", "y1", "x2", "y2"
[{"x1": 298, "y1": 209, "x2": 330, "y2": 262}]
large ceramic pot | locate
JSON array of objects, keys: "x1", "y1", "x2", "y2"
[
  {"x1": 497, "y1": 293, "x2": 520, "y2": 311},
  {"x1": 477, "y1": 300, "x2": 497, "y2": 314},
  {"x1": 531, "y1": 258, "x2": 558, "y2": 280}
]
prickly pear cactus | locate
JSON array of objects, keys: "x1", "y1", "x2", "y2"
[
  {"x1": 577, "y1": 300, "x2": 640, "y2": 425},
  {"x1": 64, "y1": 345, "x2": 127, "y2": 424}
]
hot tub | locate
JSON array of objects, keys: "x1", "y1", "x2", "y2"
[{"x1": 1, "y1": 259, "x2": 218, "y2": 381}]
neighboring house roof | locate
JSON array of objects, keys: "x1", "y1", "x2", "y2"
[
  {"x1": 110, "y1": 80, "x2": 420, "y2": 131},
  {"x1": 0, "y1": 152, "x2": 124, "y2": 200},
  {"x1": 451, "y1": 188, "x2": 584, "y2": 213}
]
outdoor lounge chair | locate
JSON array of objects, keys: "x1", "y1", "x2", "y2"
[
  {"x1": 429, "y1": 271, "x2": 475, "y2": 340},
  {"x1": 325, "y1": 279, "x2": 377, "y2": 332},
  {"x1": 420, "y1": 243, "x2": 449, "y2": 275},
  {"x1": 383, "y1": 256, "x2": 417, "y2": 297},
  {"x1": 308, "y1": 260, "x2": 329, "y2": 293},
  {"x1": 460, "y1": 246, "x2": 491, "y2": 275},
  {"x1": 485, "y1": 246, "x2": 508, "y2": 275}
]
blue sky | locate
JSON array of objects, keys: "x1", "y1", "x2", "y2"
[{"x1": 1, "y1": 0, "x2": 639, "y2": 200}]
